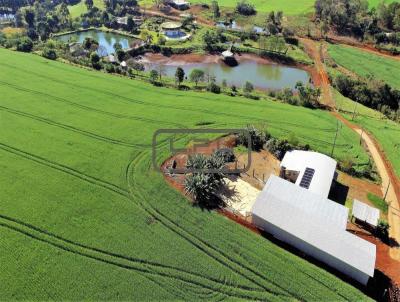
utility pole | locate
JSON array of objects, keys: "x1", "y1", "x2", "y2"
[
  {"x1": 383, "y1": 181, "x2": 391, "y2": 202},
  {"x1": 352, "y1": 101, "x2": 358, "y2": 120},
  {"x1": 331, "y1": 120, "x2": 339, "y2": 157},
  {"x1": 360, "y1": 127, "x2": 364, "y2": 145}
]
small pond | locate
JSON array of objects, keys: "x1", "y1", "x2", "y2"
[
  {"x1": 141, "y1": 54, "x2": 310, "y2": 91},
  {"x1": 56, "y1": 29, "x2": 138, "y2": 55}
]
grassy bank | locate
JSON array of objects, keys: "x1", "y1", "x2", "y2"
[
  {"x1": 0, "y1": 48, "x2": 371, "y2": 300},
  {"x1": 335, "y1": 89, "x2": 400, "y2": 178},
  {"x1": 68, "y1": 0, "x2": 105, "y2": 19}
]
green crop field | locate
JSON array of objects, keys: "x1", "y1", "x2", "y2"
[
  {"x1": 139, "y1": 0, "x2": 397, "y2": 15},
  {"x1": 328, "y1": 44, "x2": 400, "y2": 90},
  {"x1": 335, "y1": 90, "x2": 400, "y2": 178},
  {"x1": 68, "y1": 0, "x2": 105, "y2": 19},
  {"x1": 0, "y1": 48, "x2": 371, "y2": 300}
]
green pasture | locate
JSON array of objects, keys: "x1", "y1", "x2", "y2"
[
  {"x1": 328, "y1": 43, "x2": 400, "y2": 89},
  {"x1": 0, "y1": 48, "x2": 371, "y2": 300},
  {"x1": 139, "y1": 0, "x2": 397, "y2": 15},
  {"x1": 335, "y1": 89, "x2": 400, "y2": 178},
  {"x1": 68, "y1": 0, "x2": 105, "y2": 19}
]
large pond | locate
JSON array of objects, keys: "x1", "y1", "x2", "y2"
[
  {"x1": 140, "y1": 53, "x2": 310, "y2": 90},
  {"x1": 56, "y1": 29, "x2": 137, "y2": 55}
]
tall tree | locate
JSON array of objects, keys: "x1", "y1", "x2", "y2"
[
  {"x1": 85, "y1": 0, "x2": 94, "y2": 10},
  {"x1": 211, "y1": 0, "x2": 220, "y2": 20},
  {"x1": 175, "y1": 67, "x2": 185, "y2": 87},
  {"x1": 24, "y1": 8, "x2": 35, "y2": 28},
  {"x1": 189, "y1": 69, "x2": 205, "y2": 87}
]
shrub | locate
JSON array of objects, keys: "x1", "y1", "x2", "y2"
[
  {"x1": 243, "y1": 81, "x2": 254, "y2": 95},
  {"x1": 376, "y1": 220, "x2": 390, "y2": 243},
  {"x1": 237, "y1": 125, "x2": 269, "y2": 151},
  {"x1": 265, "y1": 138, "x2": 292, "y2": 160},
  {"x1": 105, "y1": 63, "x2": 115, "y2": 73},
  {"x1": 235, "y1": 1, "x2": 256, "y2": 16},
  {"x1": 149, "y1": 69, "x2": 159, "y2": 85},
  {"x1": 184, "y1": 153, "x2": 227, "y2": 209},
  {"x1": 214, "y1": 148, "x2": 235, "y2": 163},
  {"x1": 207, "y1": 82, "x2": 221, "y2": 94},
  {"x1": 90, "y1": 52, "x2": 101, "y2": 70},
  {"x1": 42, "y1": 48, "x2": 57, "y2": 60},
  {"x1": 340, "y1": 156, "x2": 355, "y2": 175},
  {"x1": 16, "y1": 37, "x2": 33, "y2": 52}
]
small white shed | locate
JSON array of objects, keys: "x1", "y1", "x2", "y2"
[{"x1": 352, "y1": 199, "x2": 380, "y2": 227}]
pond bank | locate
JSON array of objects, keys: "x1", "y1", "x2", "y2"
[{"x1": 138, "y1": 52, "x2": 312, "y2": 91}]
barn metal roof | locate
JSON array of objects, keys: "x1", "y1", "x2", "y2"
[
  {"x1": 252, "y1": 175, "x2": 376, "y2": 278},
  {"x1": 255, "y1": 175, "x2": 348, "y2": 230},
  {"x1": 352, "y1": 199, "x2": 380, "y2": 227},
  {"x1": 280, "y1": 150, "x2": 337, "y2": 198}
]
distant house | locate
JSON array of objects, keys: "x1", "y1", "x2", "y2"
[
  {"x1": 169, "y1": 0, "x2": 190, "y2": 10},
  {"x1": 116, "y1": 16, "x2": 128, "y2": 26},
  {"x1": 160, "y1": 22, "x2": 184, "y2": 39},
  {"x1": 115, "y1": 16, "x2": 143, "y2": 26},
  {"x1": 279, "y1": 150, "x2": 337, "y2": 198},
  {"x1": 252, "y1": 175, "x2": 376, "y2": 285},
  {"x1": 107, "y1": 54, "x2": 117, "y2": 64}
]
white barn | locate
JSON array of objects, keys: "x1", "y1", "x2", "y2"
[
  {"x1": 252, "y1": 175, "x2": 376, "y2": 285},
  {"x1": 280, "y1": 150, "x2": 337, "y2": 198}
]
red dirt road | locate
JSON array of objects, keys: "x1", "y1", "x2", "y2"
[
  {"x1": 300, "y1": 38, "x2": 334, "y2": 107},
  {"x1": 301, "y1": 37, "x2": 400, "y2": 260}
]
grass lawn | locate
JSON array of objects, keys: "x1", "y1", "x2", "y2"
[
  {"x1": 367, "y1": 193, "x2": 388, "y2": 214},
  {"x1": 328, "y1": 43, "x2": 400, "y2": 89},
  {"x1": 0, "y1": 48, "x2": 372, "y2": 300},
  {"x1": 334, "y1": 89, "x2": 400, "y2": 179},
  {"x1": 68, "y1": 0, "x2": 105, "y2": 19}
]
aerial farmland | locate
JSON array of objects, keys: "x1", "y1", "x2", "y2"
[{"x1": 0, "y1": 0, "x2": 399, "y2": 300}]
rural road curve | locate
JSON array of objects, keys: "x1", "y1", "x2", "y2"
[
  {"x1": 332, "y1": 107, "x2": 400, "y2": 261},
  {"x1": 299, "y1": 38, "x2": 334, "y2": 108},
  {"x1": 301, "y1": 37, "x2": 400, "y2": 259}
]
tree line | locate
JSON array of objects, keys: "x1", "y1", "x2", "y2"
[{"x1": 315, "y1": 0, "x2": 400, "y2": 43}]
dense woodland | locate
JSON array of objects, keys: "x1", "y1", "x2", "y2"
[{"x1": 315, "y1": 0, "x2": 400, "y2": 43}]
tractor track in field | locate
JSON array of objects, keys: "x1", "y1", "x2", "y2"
[
  {"x1": 125, "y1": 151, "x2": 296, "y2": 300},
  {"x1": 0, "y1": 222, "x2": 235, "y2": 301},
  {"x1": 0, "y1": 105, "x2": 144, "y2": 149},
  {"x1": 141, "y1": 142, "x2": 354, "y2": 302},
  {"x1": 0, "y1": 63, "x2": 340, "y2": 129},
  {"x1": 0, "y1": 80, "x2": 183, "y2": 129},
  {"x1": 0, "y1": 143, "x2": 275, "y2": 300},
  {"x1": 0, "y1": 78, "x2": 342, "y2": 136},
  {"x1": 0, "y1": 142, "x2": 130, "y2": 198},
  {"x1": 0, "y1": 214, "x2": 268, "y2": 301}
]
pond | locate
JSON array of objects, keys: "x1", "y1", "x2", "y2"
[
  {"x1": 55, "y1": 29, "x2": 138, "y2": 55},
  {"x1": 140, "y1": 53, "x2": 310, "y2": 91}
]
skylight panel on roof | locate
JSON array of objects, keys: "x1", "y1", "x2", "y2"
[{"x1": 299, "y1": 167, "x2": 315, "y2": 189}]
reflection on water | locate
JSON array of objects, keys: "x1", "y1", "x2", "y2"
[
  {"x1": 145, "y1": 59, "x2": 309, "y2": 90},
  {"x1": 56, "y1": 29, "x2": 137, "y2": 55}
]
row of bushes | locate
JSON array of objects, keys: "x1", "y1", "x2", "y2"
[
  {"x1": 236, "y1": 125, "x2": 377, "y2": 179},
  {"x1": 236, "y1": 125, "x2": 310, "y2": 159},
  {"x1": 333, "y1": 74, "x2": 400, "y2": 122}
]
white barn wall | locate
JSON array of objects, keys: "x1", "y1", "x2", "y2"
[{"x1": 252, "y1": 215, "x2": 371, "y2": 285}]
